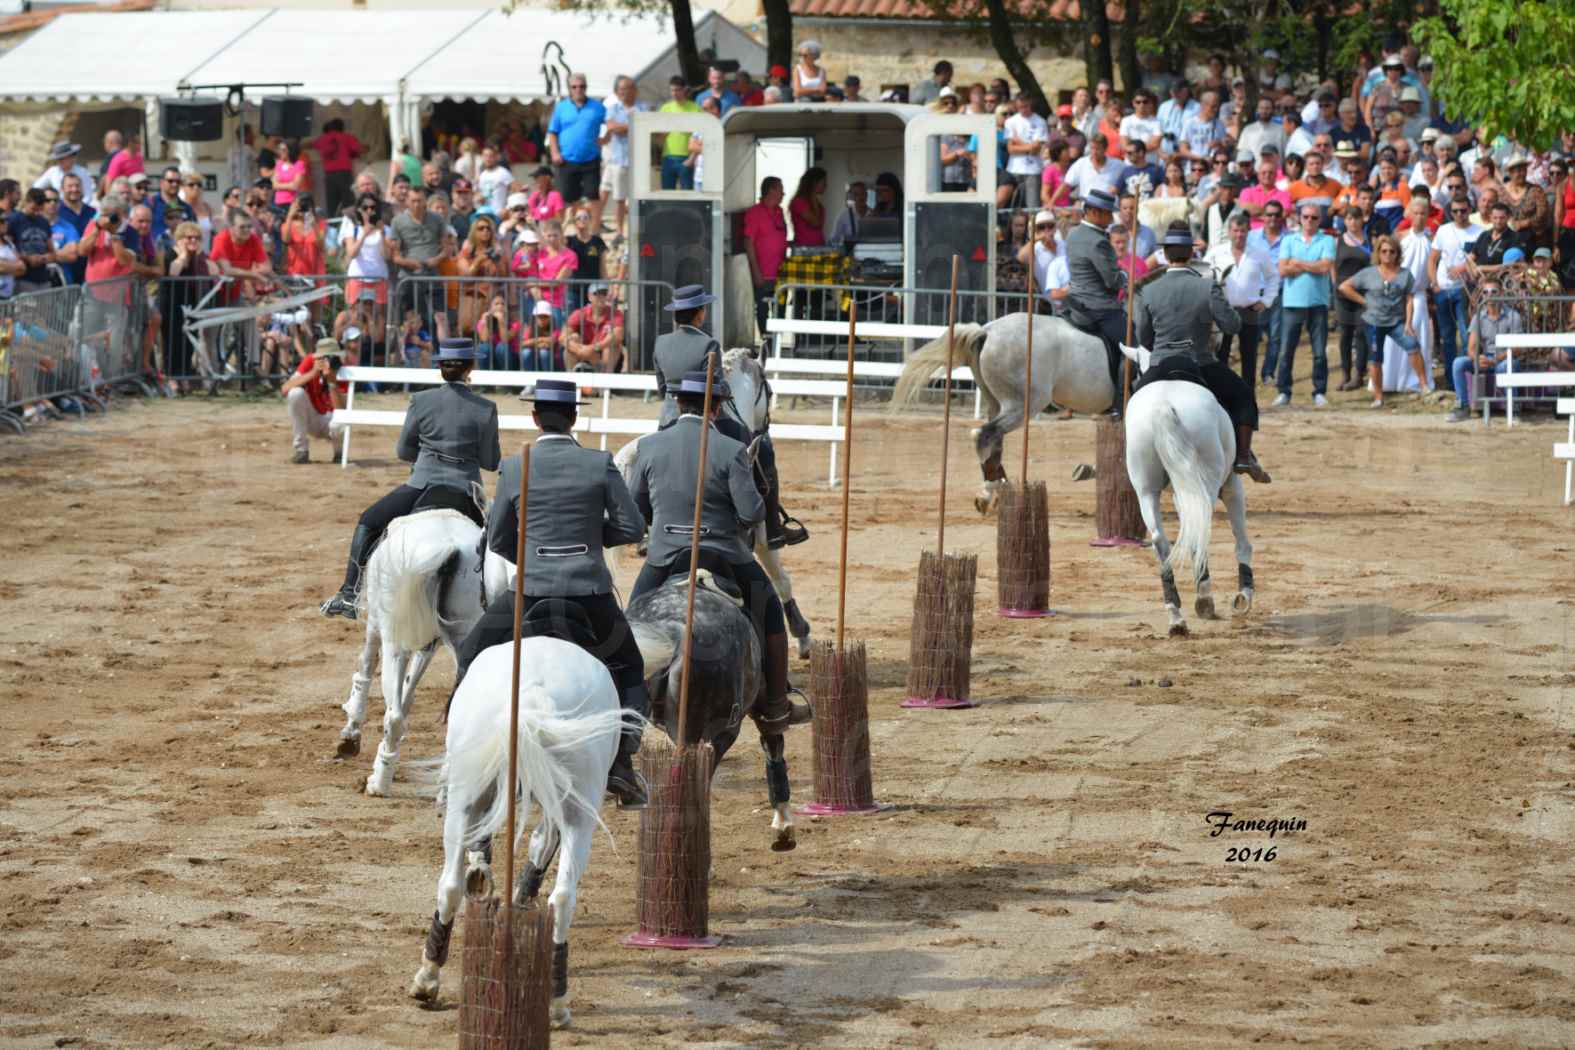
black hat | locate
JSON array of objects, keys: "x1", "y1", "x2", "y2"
[
  {"x1": 522, "y1": 378, "x2": 587, "y2": 405},
  {"x1": 1218, "y1": 173, "x2": 1247, "y2": 190},
  {"x1": 664, "y1": 284, "x2": 717, "y2": 311},
  {"x1": 678, "y1": 370, "x2": 731, "y2": 399}
]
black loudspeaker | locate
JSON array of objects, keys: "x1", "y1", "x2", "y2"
[
  {"x1": 912, "y1": 201, "x2": 993, "y2": 324},
  {"x1": 159, "y1": 97, "x2": 224, "y2": 142},
  {"x1": 633, "y1": 199, "x2": 715, "y2": 368},
  {"x1": 261, "y1": 96, "x2": 314, "y2": 139}
]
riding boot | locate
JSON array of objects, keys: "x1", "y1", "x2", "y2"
[
  {"x1": 320, "y1": 524, "x2": 375, "y2": 620},
  {"x1": 1104, "y1": 338, "x2": 1124, "y2": 419},
  {"x1": 606, "y1": 679, "x2": 650, "y2": 809},
  {"x1": 752, "y1": 631, "x2": 813, "y2": 732},
  {"x1": 1233, "y1": 425, "x2": 1272, "y2": 484}
]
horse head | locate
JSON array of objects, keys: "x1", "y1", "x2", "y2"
[
  {"x1": 722, "y1": 346, "x2": 770, "y2": 436},
  {"x1": 1119, "y1": 343, "x2": 1152, "y2": 373}
]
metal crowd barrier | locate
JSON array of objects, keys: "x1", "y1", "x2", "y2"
[
  {"x1": 390, "y1": 274, "x2": 677, "y2": 373},
  {"x1": 1, "y1": 277, "x2": 148, "y2": 433}
]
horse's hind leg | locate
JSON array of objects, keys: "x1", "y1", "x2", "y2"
[
  {"x1": 409, "y1": 782, "x2": 470, "y2": 1001},
  {"x1": 1222, "y1": 475, "x2": 1255, "y2": 613},
  {"x1": 337, "y1": 623, "x2": 379, "y2": 757},
  {"x1": 1194, "y1": 563, "x2": 1217, "y2": 620},
  {"x1": 1137, "y1": 487, "x2": 1187, "y2": 636},
  {"x1": 972, "y1": 410, "x2": 1018, "y2": 514},
  {"x1": 403, "y1": 640, "x2": 438, "y2": 698},
  {"x1": 545, "y1": 812, "x2": 596, "y2": 1028},
  {"x1": 763, "y1": 732, "x2": 795, "y2": 852},
  {"x1": 514, "y1": 819, "x2": 561, "y2": 905},
  {"x1": 366, "y1": 642, "x2": 412, "y2": 796}
]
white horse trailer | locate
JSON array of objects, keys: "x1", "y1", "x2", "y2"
[{"x1": 629, "y1": 103, "x2": 998, "y2": 354}]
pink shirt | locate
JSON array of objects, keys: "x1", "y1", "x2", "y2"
[
  {"x1": 511, "y1": 247, "x2": 539, "y2": 280},
  {"x1": 1240, "y1": 184, "x2": 1292, "y2": 229},
  {"x1": 788, "y1": 195, "x2": 825, "y2": 246},
  {"x1": 1041, "y1": 163, "x2": 1066, "y2": 206},
  {"x1": 1116, "y1": 252, "x2": 1148, "y2": 294},
  {"x1": 528, "y1": 189, "x2": 565, "y2": 223},
  {"x1": 534, "y1": 246, "x2": 578, "y2": 307},
  {"x1": 274, "y1": 158, "x2": 309, "y2": 205},
  {"x1": 104, "y1": 150, "x2": 144, "y2": 183},
  {"x1": 743, "y1": 201, "x2": 788, "y2": 280}
]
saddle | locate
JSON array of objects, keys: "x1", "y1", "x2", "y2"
[
  {"x1": 519, "y1": 598, "x2": 601, "y2": 653},
  {"x1": 1131, "y1": 355, "x2": 1209, "y2": 393},
  {"x1": 696, "y1": 568, "x2": 744, "y2": 606}
]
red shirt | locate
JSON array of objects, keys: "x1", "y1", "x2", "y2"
[
  {"x1": 283, "y1": 219, "x2": 325, "y2": 276},
  {"x1": 564, "y1": 305, "x2": 623, "y2": 346},
  {"x1": 743, "y1": 201, "x2": 788, "y2": 280},
  {"x1": 83, "y1": 223, "x2": 133, "y2": 302},
  {"x1": 311, "y1": 130, "x2": 364, "y2": 172},
  {"x1": 295, "y1": 354, "x2": 346, "y2": 415},
  {"x1": 211, "y1": 229, "x2": 269, "y2": 299}
]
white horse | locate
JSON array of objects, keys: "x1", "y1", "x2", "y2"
[
  {"x1": 613, "y1": 346, "x2": 815, "y2": 657},
  {"x1": 408, "y1": 636, "x2": 631, "y2": 1028},
  {"x1": 890, "y1": 313, "x2": 1116, "y2": 515},
  {"x1": 336, "y1": 508, "x2": 508, "y2": 796},
  {"x1": 1119, "y1": 345, "x2": 1255, "y2": 637}
]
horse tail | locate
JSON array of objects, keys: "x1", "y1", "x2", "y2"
[
  {"x1": 441, "y1": 681, "x2": 630, "y2": 849},
  {"x1": 631, "y1": 621, "x2": 676, "y2": 676},
  {"x1": 890, "y1": 323, "x2": 986, "y2": 410},
  {"x1": 1151, "y1": 400, "x2": 1215, "y2": 583},
  {"x1": 374, "y1": 531, "x2": 461, "y2": 652}
]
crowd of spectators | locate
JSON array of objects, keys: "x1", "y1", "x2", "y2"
[{"x1": 5, "y1": 40, "x2": 1574, "y2": 426}]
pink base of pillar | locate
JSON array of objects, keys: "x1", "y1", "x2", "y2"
[
  {"x1": 900, "y1": 696, "x2": 977, "y2": 710},
  {"x1": 1090, "y1": 536, "x2": 1148, "y2": 548},
  {"x1": 998, "y1": 607, "x2": 1055, "y2": 618},
  {"x1": 796, "y1": 801, "x2": 891, "y2": 816},
  {"x1": 620, "y1": 932, "x2": 723, "y2": 950}
]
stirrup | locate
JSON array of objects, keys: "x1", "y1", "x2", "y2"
[
  {"x1": 779, "y1": 512, "x2": 809, "y2": 546},
  {"x1": 1234, "y1": 456, "x2": 1272, "y2": 484},
  {"x1": 320, "y1": 591, "x2": 359, "y2": 621},
  {"x1": 606, "y1": 760, "x2": 648, "y2": 809}
]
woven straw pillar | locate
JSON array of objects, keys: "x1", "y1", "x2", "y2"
[
  {"x1": 1092, "y1": 416, "x2": 1146, "y2": 547},
  {"x1": 902, "y1": 551, "x2": 978, "y2": 709},
  {"x1": 457, "y1": 898, "x2": 554, "y2": 1050},
  {"x1": 622, "y1": 738, "x2": 720, "y2": 949},
  {"x1": 996, "y1": 480, "x2": 1052, "y2": 616},
  {"x1": 801, "y1": 640, "x2": 884, "y2": 813}
]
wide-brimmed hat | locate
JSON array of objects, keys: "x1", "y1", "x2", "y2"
[
  {"x1": 1399, "y1": 86, "x2": 1422, "y2": 104},
  {"x1": 663, "y1": 284, "x2": 716, "y2": 312},
  {"x1": 678, "y1": 370, "x2": 731, "y2": 399},
  {"x1": 1503, "y1": 151, "x2": 1531, "y2": 170},
  {"x1": 1420, "y1": 127, "x2": 1440, "y2": 143},
  {"x1": 1332, "y1": 140, "x2": 1361, "y2": 159},
  {"x1": 1082, "y1": 187, "x2": 1118, "y2": 212},
  {"x1": 1382, "y1": 53, "x2": 1405, "y2": 68},
  {"x1": 517, "y1": 228, "x2": 540, "y2": 244},
  {"x1": 1219, "y1": 173, "x2": 1247, "y2": 190},
  {"x1": 434, "y1": 337, "x2": 483, "y2": 362},
  {"x1": 1160, "y1": 227, "x2": 1195, "y2": 247},
  {"x1": 342, "y1": 326, "x2": 363, "y2": 342},
  {"x1": 521, "y1": 378, "x2": 586, "y2": 405},
  {"x1": 48, "y1": 142, "x2": 82, "y2": 161},
  {"x1": 315, "y1": 336, "x2": 342, "y2": 355},
  {"x1": 1034, "y1": 209, "x2": 1055, "y2": 227}
]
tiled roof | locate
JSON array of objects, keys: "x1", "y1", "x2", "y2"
[
  {"x1": 788, "y1": 0, "x2": 1121, "y2": 19},
  {"x1": 0, "y1": 0, "x2": 155, "y2": 38}
]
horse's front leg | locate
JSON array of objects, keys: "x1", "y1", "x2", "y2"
[
  {"x1": 1221, "y1": 474, "x2": 1255, "y2": 613},
  {"x1": 762, "y1": 732, "x2": 795, "y2": 852},
  {"x1": 366, "y1": 642, "x2": 412, "y2": 796},
  {"x1": 972, "y1": 407, "x2": 1022, "y2": 515},
  {"x1": 756, "y1": 529, "x2": 811, "y2": 658},
  {"x1": 337, "y1": 622, "x2": 379, "y2": 757}
]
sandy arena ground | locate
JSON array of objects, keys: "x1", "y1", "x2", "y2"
[{"x1": 2, "y1": 380, "x2": 1573, "y2": 1049}]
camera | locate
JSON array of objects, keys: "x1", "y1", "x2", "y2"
[
  {"x1": 271, "y1": 306, "x2": 311, "y2": 328},
  {"x1": 323, "y1": 354, "x2": 343, "y2": 373},
  {"x1": 296, "y1": 193, "x2": 314, "y2": 214}
]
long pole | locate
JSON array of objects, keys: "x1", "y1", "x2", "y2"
[
  {"x1": 936, "y1": 254, "x2": 960, "y2": 557},
  {"x1": 1122, "y1": 202, "x2": 1140, "y2": 409},
  {"x1": 836, "y1": 299, "x2": 857, "y2": 652},
  {"x1": 675, "y1": 358, "x2": 715, "y2": 747},
  {"x1": 503, "y1": 443, "x2": 531, "y2": 910},
  {"x1": 1021, "y1": 262, "x2": 1035, "y2": 485}
]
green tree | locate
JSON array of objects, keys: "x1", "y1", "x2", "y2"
[{"x1": 1414, "y1": 0, "x2": 1575, "y2": 148}]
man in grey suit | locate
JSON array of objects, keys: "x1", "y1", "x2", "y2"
[
  {"x1": 451, "y1": 379, "x2": 651, "y2": 807},
  {"x1": 629, "y1": 371, "x2": 811, "y2": 732},
  {"x1": 652, "y1": 283, "x2": 803, "y2": 552},
  {"x1": 1064, "y1": 187, "x2": 1128, "y2": 417},
  {"x1": 1132, "y1": 223, "x2": 1271, "y2": 482},
  {"x1": 321, "y1": 339, "x2": 501, "y2": 619}
]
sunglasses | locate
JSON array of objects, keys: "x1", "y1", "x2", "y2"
[
  {"x1": 1035, "y1": 223, "x2": 1053, "y2": 230},
  {"x1": 183, "y1": 180, "x2": 202, "y2": 188},
  {"x1": 1301, "y1": 213, "x2": 1320, "y2": 221}
]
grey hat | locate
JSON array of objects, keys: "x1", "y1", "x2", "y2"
[
  {"x1": 1219, "y1": 173, "x2": 1247, "y2": 190},
  {"x1": 678, "y1": 369, "x2": 731, "y2": 399},
  {"x1": 589, "y1": 281, "x2": 609, "y2": 295},
  {"x1": 1083, "y1": 187, "x2": 1118, "y2": 212},
  {"x1": 48, "y1": 142, "x2": 81, "y2": 161},
  {"x1": 664, "y1": 284, "x2": 717, "y2": 312},
  {"x1": 1161, "y1": 227, "x2": 1195, "y2": 246},
  {"x1": 521, "y1": 378, "x2": 586, "y2": 405},
  {"x1": 434, "y1": 337, "x2": 483, "y2": 362},
  {"x1": 1534, "y1": 247, "x2": 1553, "y2": 260}
]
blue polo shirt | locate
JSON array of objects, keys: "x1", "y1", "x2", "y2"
[
  {"x1": 1278, "y1": 231, "x2": 1335, "y2": 308},
  {"x1": 695, "y1": 87, "x2": 741, "y2": 115},
  {"x1": 547, "y1": 97, "x2": 607, "y2": 165}
]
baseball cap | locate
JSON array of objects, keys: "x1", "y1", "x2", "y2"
[
  {"x1": 128, "y1": 171, "x2": 149, "y2": 186},
  {"x1": 1057, "y1": 103, "x2": 1072, "y2": 117},
  {"x1": 1399, "y1": 86, "x2": 1422, "y2": 103},
  {"x1": 769, "y1": 64, "x2": 788, "y2": 79},
  {"x1": 1502, "y1": 247, "x2": 1526, "y2": 265},
  {"x1": 342, "y1": 326, "x2": 363, "y2": 342},
  {"x1": 844, "y1": 74, "x2": 860, "y2": 88},
  {"x1": 1534, "y1": 247, "x2": 1553, "y2": 260},
  {"x1": 532, "y1": 300, "x2": 554, "y2": 317},
  {"x1": 1382, "y1": 53, "x2": 1404, "y2": 68},
  {"x1": 451, "y1": 177, "x2": 471, "y2": 192},
  {"x1": 518, "y1": 228, "x2": 540, "y2": 244},
  {"x1": 506, "y1": 191, "x2": 529, "y2": 210},
  {"x1": 937, "y1": 86, "x2": 958, "y2": 100},
  {"x1": 1262, "y1": 48, "x2": 1280, "y2": 60},
  {"x1": 1034, "y1": 209, "x2": 1054, "y2": 226}
]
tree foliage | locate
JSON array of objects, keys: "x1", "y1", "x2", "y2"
[{"x1": 1413, "y1": 0, "x2": 1575, "y2": 148}]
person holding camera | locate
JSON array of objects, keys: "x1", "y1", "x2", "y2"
[
  {"x1": 281, "y1": 336, "x2": 347, "y2": 463},
  {"x1": 456, "y1": 214, "x2": 502, "y2": 335},
  {"x1": 77, "y1": 194, "x2": 137, "y2": 370}
]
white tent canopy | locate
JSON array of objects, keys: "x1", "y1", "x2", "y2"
[
  {"x1": 0, "y1": 10, "x2": 269, "y2": 102},
  {"x1": 404, "y1": 7, "x2": 766, "y2": 105}
]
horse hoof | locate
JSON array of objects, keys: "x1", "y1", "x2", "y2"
[
  {"x1": 464, "y1": 856, "x2": 494, "y2": 899},
  {"x1": 1168, "y1": 622, "x2": 1190, "y2": 638},
  {"x1": 974, "y1": 495, "x2": 992, "y2": 515},
  {"x1": 364, "y1": 772, "x2": 392, "y2": 797},
  {"x1": 409, "y1": 970, "x2": 440, "y2": 1002},
  {"x1": 1232, "y1": 591, "x2": 1253, "y2": 614},
  {"x1": 550, "y1": 998, "x2": 572, "y2": 1029},
  {"x1": 1071, "y1": 463, "x2": 1096, "y2": 482},
  {"x1": 335, "y1": 734, "x2": 360, "y2": 758},
  {"x1": 771, "y1": 825, "x2": 797, "y2": 853},
  {"x1": 796, "y1": 637, "x2": 812, "y2": 660},
  {"x1": 1195, "y1": 596, "x2": 1217, "y2": 620}
]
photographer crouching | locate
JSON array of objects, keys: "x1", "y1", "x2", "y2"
[{"x1": 280, "y1": 336, "x2": 347, "y2": 464}]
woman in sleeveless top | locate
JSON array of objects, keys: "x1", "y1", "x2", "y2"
[
  {"x1": 341, "y1": 192, "x2": 392, "y2": 308},
  {"x1": 793, "y1": 41, "x2": 827, "y2": 101}
]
